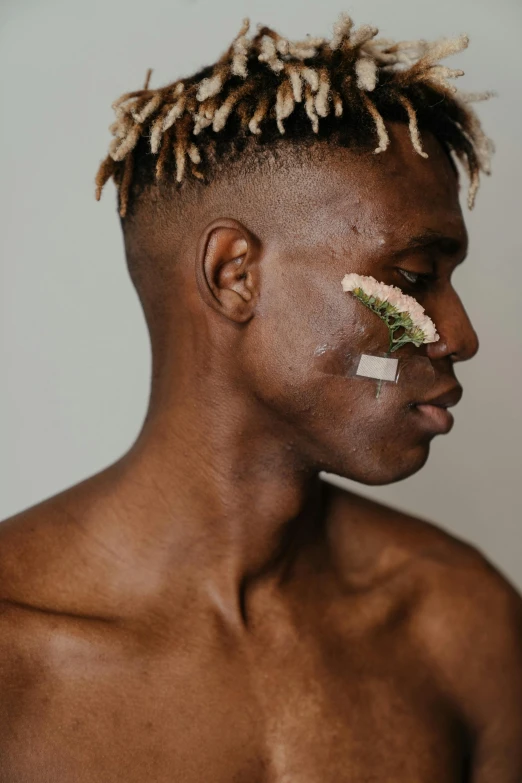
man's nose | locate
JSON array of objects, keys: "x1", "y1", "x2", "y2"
[{"x1": 425, "y1": 288, "x2": 479, "y2": 363}]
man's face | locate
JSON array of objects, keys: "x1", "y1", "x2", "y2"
[{"x1": 241, "y1": 123, "x2": 478, "y2": 484}]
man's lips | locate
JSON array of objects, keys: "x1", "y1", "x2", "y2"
[{"x1": 409, "y1": 385, "x2": 463, "y2": 434}]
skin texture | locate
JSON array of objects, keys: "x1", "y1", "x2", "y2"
[{"x1": 1, "y1": 122, "x2": 521, "y2": 782}]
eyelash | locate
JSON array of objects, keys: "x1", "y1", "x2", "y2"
[{"x1": 397, "y1": 269, "x2": 436, "y2": 290}]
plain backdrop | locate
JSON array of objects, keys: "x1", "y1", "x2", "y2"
[{"x1": 1, "y1": 0, "x2": 521, "y2": 589}]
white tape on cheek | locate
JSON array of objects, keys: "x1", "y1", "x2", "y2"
[{"x1": 355, "y1": 354, "x2": 399, "y2": 382}]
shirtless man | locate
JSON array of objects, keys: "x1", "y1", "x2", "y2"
[{"x1": 1, "y1": 15, "x2": 521, "y2": 783}]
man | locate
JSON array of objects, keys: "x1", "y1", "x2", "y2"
[{"x1": 1, "y1": 14, "x2": 521, "y2": 782}]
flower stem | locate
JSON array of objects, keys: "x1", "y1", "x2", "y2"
[{"x1": 375, "y1": 348, "x2": 392, "y2": 399}]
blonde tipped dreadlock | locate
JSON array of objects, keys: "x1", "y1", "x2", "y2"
[
  {"x1": 396, "y1": 93, "x2": 428, "y2": 158},
  {"x1": 96, "y1": 13, "x2": 493, "y2": 217}
]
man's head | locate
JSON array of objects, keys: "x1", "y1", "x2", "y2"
[{"x1": 95, "y1": 15, "x2": 490, "y2": 485}]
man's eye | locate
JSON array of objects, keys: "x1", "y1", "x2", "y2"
[
  {"x1": 399, "y1": 269, "x2": 419, "y2": 284},
  {"x1": 397, "y1": 269, "x2": 434, "y2": 289}
]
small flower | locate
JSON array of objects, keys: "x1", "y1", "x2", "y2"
[{"x1": 341, "y1": 273, "x2": 439, "y2": 346}]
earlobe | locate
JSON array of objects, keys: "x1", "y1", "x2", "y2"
[{"x1": 195, "y1": 218, "x2": 260, "y2": 324}]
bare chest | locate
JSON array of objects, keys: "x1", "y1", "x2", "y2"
[{"x1": 0, "y1": 607, "x2": 466, "y2": 783}]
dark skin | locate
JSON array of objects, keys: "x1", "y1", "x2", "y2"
[{"x1": 1, "y1": 122, "x2": 521, "y2": 783}]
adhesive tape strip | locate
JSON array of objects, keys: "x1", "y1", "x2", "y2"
[{"x1": 355, "y1": 354, "x2": 399, "y2": 382}]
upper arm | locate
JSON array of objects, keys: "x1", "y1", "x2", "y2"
[
  {"x1": 466, "y1": 580, "x2": 522, "y2": 782},
  {"x1": 413, "y1": 546, "x2": 522, "y2": 782}
]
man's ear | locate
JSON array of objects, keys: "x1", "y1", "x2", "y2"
[{"x1": 195, "y1": 218, "x2": 261, "y2": 324}]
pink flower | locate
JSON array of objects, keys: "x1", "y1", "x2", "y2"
[{"x1": 341, "y1": 273, "x2": 439, "y2": 344}]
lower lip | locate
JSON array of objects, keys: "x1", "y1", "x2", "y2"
[{"x1": 412, "y1": 404, "x2": 454, "y2": 434}]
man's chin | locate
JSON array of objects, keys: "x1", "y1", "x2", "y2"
[{"x1": 325, "y1": 442, "x2": 431, "y2": 486}]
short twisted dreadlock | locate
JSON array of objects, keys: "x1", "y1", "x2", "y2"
[{"x1": 95, "y1": 14, "x2": 493, "y2": 220}]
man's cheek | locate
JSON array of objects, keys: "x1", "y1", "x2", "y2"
[{"x1": 312, "y1": 316, "x2": 436, "y2": 404}]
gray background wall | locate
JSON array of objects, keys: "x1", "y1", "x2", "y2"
[{"x1": 1, "y1": 0, "x2": 520, "y2": 588}]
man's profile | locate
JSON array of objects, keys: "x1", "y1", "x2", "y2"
[{"x1": 1, "y1": 13, "x2": 521, "y2": 782}]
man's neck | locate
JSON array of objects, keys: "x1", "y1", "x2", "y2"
[{"x1": 102, "y1": 391, "x2": 328, "y2": 622}]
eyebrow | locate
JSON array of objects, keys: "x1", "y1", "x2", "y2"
[{"x1": 401, "y1": 228, "x2": 468, "y2": 258}]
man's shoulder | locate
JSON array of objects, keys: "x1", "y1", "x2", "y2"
[
  {"x1": 0, "y1": 489, "x2": 91, "y2": 695},
  {"x1": 0, "y1": 491, "x2": 75, "y2": 604},
  {"x1": 326, "y1": 479, "x2": 522, "y2": 730},
  {"x1": 0, "y1": 470, "x2": 128, "y2": 616},
  {"x1": 403, "y1": 510, "x2": 522, "y2": 754},
  {"x1": 326, "y1": 478, "x2": 522, "y2": 623},
  {"x1": 324, "y1": 477, "x2": 488, "y2": 580}
]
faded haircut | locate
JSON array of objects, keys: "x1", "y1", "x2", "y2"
[{"x1": 95, "y1": 14, "x2": 494, "y2": 220}]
